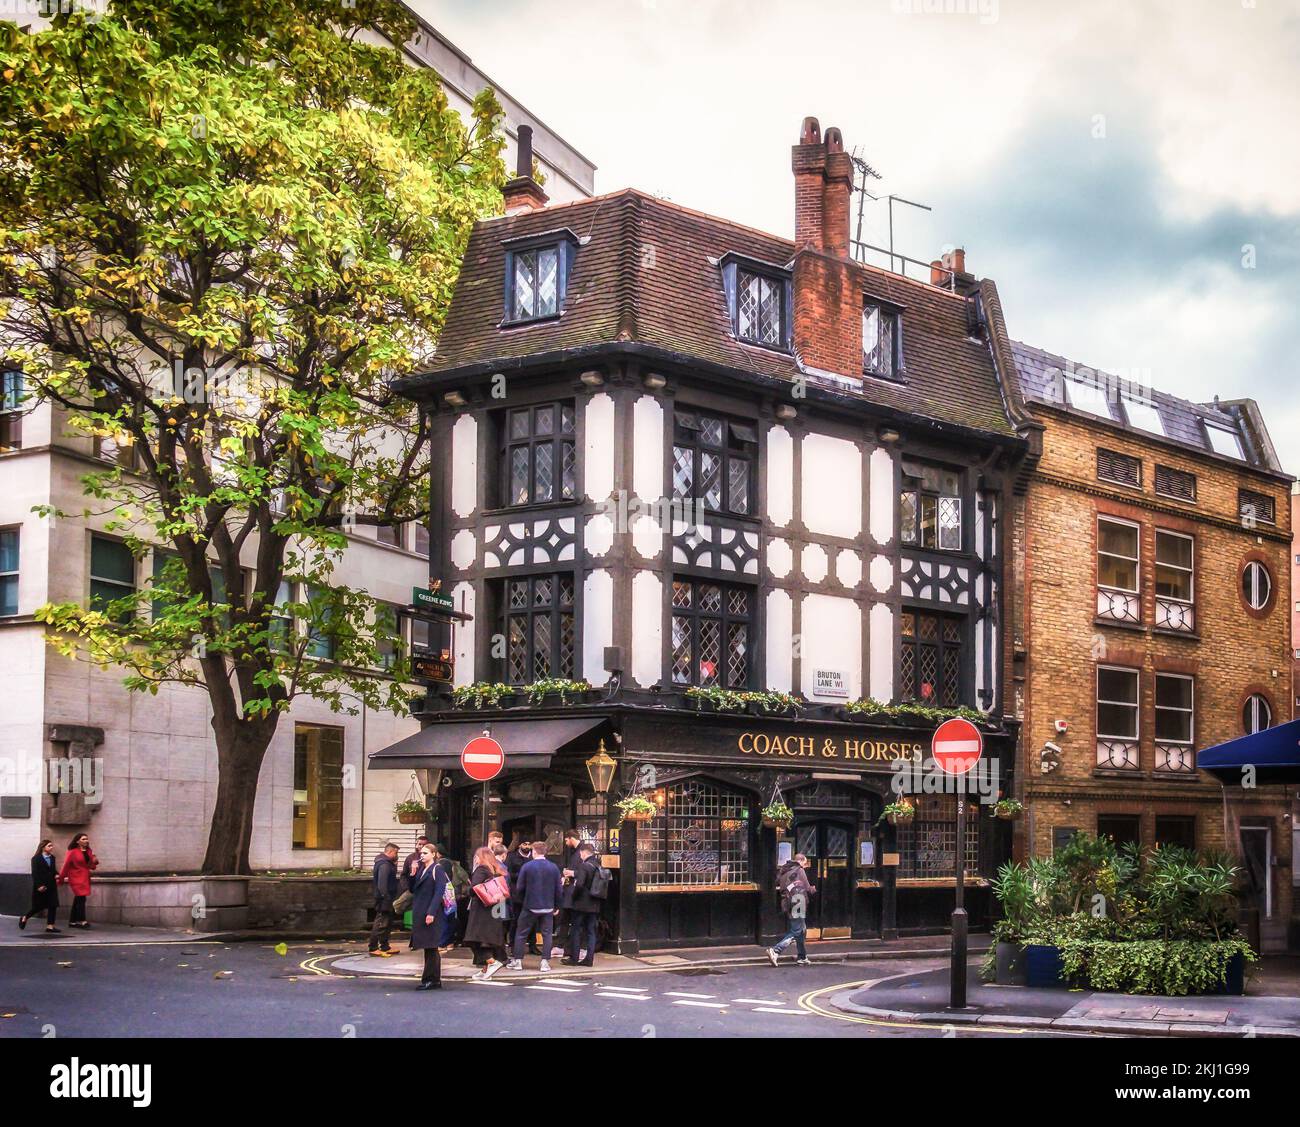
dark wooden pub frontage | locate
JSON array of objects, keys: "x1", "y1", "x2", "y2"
[
  {"x1": 371, "y1": 703, "x2": 1017, "y2": 952},
  {"x1": 372, "y1": 118, "x2": 1038, "y2": 953}
]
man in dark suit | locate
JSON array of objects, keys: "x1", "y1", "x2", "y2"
[
  {"x1": 563, "y1": 842, "x2": 601, "y2": 968},
  {"x1": 505, "y1": 838, "x2": 537, "y2": 955},
  {"x1": 368, "y1": 843, "x2": 399, "y2": 957}
]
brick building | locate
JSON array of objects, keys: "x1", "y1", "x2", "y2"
[
  {"x1": 1292, "y1": 482, "x2": 1300, "y2": 721},
  {"x1": 1010, "y1": 344, "x2": 1295, "y2": 950}
]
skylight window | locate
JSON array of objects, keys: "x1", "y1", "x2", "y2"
[
  {"x1": 1121, "y1": 397, "x2": 1165, "y2": 436},
  {"x1": 1205, "y1": 423, "x2": 1244, "y2": 460},
  {"x1": 1062, "y1": 377, "x2": 1114, "y2": 419}
]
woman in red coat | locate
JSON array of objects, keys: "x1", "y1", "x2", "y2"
[{"x1": 58, "y1": 833, "x2": 99, "y2": 929}]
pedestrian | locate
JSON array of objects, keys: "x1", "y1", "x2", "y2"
[
  {"x1": 19, "y1": 840, "x2": 60, "y2": 933},
  {"x1": 465, "y1": 846, "x2": 511, "y2": 980},
  {"x1": 433, "y1": 844, "x2": 472, "y2": 945},
  {"x1": 58, "y1": 833, "x2": 98, "y2": 930},
  {"x1": 766, "y1": 852, "x2": 815, "y2": 967},
  {"x1": 409, "y1": 842, "x2": 455, "y2": 991},
  {"x1": 505, "y1": 837, "x2": 537, "y2": 955},
  {"x1": 557, "y1": 828, "x2": 581, "y2": 956},
  {"x1": 401, "y1": 834, "x2": 429, "y2": 893},
  {"x1": 506, "y1": 839, "x2": 563, "y2": 973},
  {"x1": 563, "y1": 842, "x2": 601, "y2": 968},
  {"x1": 368, "y1": 842, "x2": 400, "y2": 958}
]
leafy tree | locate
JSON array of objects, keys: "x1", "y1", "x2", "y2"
[{"x1": 0, "y1": 0, "x2": 505, "y2": 872}]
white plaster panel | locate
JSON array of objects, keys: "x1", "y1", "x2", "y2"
[
  {"x1": 585, "y1": 513, "x2": 615, "y2": 558},
  {"x1": 450, "y1": 529, "x2": 476, "y2": 570},
  {"x1": 765, "y1": 424, "x2": 794, "y2": 528},
  {"x1": 584, "y1": 392, "x2": 616, "y2": 502},
  {"x1": 630, "y1": 571, "x2": 663, "y2": 689},
  {"x1": 836, "y1": 549, "x2": 862, "y2": 589},
  {"x1": 765, "y1": 589, "x2": 793, "y2": 693},
  {"x1": 583, "y1": 569, "x2": 614, "y2": 685},
  {"x1": 452, "y1": 581, "x2": 475, "y2": 686},
  {"x1": 801, "y1": 433, "x2": 860, "y2": 538},
  {"x1": 632, "y1": 394, "x2": 664, "y2": 502},
  {"x1": 869, "y1": 554, "x2": 893, "y2": 594},
  {"x1": 869, "y1": 601, "x2": 894, "y2": 703},
  {"x1": 869, "y1": 446, "x2": 894, "y2": 545},
  {"x1": 451, "y1": 413, "x2": 478, "y2": 518},
  {"x1": 800, "y1": 594, "x2": 861, "y2": 701},
  {"x1": 801, "y1": 543, "x2": 828, "y2": 584},
  {"x1": 767, "y1": 537, "x2": 793, "y2": 581},
  {"x1": 631, "y1": 514, "x2": 663, "y2": 559}
]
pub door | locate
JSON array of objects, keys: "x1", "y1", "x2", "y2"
[{"x1": 793, "y1": 818, "x2": 854, "y2": 939}]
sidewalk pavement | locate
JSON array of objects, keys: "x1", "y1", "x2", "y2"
[
  {"x1": 0, "y1": 915, "x2": 209, "y2": 947},
  {"x1": 331, "y1": 933, "x2": 988, "y2": 981},
  {"x1": 831, "y1": 960, "x2": 1300, "y2": 1038}
]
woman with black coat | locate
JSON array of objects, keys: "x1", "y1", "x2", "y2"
[
  {"x1": 409, "y1": 842, "x2": 455, "y2": 990},
  {"x1": 465, "y1": 846, "x2": 510, "y2": 980},
  {"x1": 19, "y1": 840, "x2": 60, "y2": 933}
]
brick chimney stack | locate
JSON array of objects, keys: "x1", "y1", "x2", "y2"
[
  {"x1": 502, "y1": 124, "x2": 549, "y2": 215},
  {"x1": 791, "y1": 115, "x2": 863, "y2": 379}
]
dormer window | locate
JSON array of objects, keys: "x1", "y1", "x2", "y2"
[
  {"x1": 863, "y1": 302, "x2": 900, "y2": 378},
  {"x1": 503, "y1": 232, "x2": 577, "y2": 325},
  {"x1": 721, "y1": 256, "x2": 790, "y2": 350}
]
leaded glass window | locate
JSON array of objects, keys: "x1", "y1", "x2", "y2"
[
  {"x1": 899, "y1": 461, "x2": 962, "y2": 550},
  {"x1": 863, "y1": 303, "x2": 899, "y2": 377},
  {"x1": 502, "y1": 573, "x2": 575, "y2": 684},
  {"x1": 896, "y1": 795, "x2": 980, "y2": 879},
  {"x1": 899, "y1": 610, "x2": 965, "y2": 707},
  {"x1": 636, "y1": 779, "x2": 751, "y2": 888},
  {"x1": 500, "y1": 402, "x2": 576, "y2": 507},
  {"x1": 735, "y1": 269, "x2": 784, "y2": 346},
  {"x1": 670, "y1": 578, "x2": 753, "y2": 689},
  {"x1": 510, "y1": 245, "x2": 560, "y2": 322},
  {"x1": 671, "y1": 410, "x2": 755, "y2": 516}
]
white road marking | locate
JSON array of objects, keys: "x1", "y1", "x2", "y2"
[
  {"x1": 468, "y1": 979, "x2": 513, "y2": 987},
  {"x1": 526, "y1": 984, "x2": 580, "y2": 993},
  {"x1": 663, "y1": 991, "x2": 715, "y2": 999},
  {"x1": 672, "y1": 999, "x2": 729, "y2": 1009},
  {"x1": 731, "y1": 998, "x2": 788, "y2": 1006},
  {"x1": 596, "y1": 990, "x2": 651, "y2": 1000},
  {"x1": 538, "y1": 978, "x2": 591, "y2": 986},
  {"x1": 753, "y1": 1006, "x2": 810, "y2": 1016}
]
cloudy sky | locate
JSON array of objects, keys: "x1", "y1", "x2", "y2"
[{"x1": 416, "y1": 0, "x2": 1299, "y2": 475}]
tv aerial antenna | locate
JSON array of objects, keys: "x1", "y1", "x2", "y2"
[{"x1": 851, "y1": 146, "x2": 934, "y2": 276}]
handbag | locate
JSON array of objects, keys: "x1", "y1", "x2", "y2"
[
  {"x1": 471, "y1": 874, "x2": 510, "y2": 907},
  {"x1": 391, "y1": 889, "x2": 413, "y2": 914},
  {"x1": 441, "y1": 876, "x2": 457, "y2": 916}
]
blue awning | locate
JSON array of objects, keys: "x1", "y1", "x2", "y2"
[{"x1": 1196, "y1": 719, "x2": 1300, "y2": 785}]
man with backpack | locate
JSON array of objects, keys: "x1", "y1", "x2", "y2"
[
  {"x1": 563, "y1": 842, "x2": 606, "y2": 967},
  {"x1": 766, "y1": 853, "x2": 815, "y2": 967}
]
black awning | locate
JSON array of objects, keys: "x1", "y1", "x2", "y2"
[{"x1": 367, "y1": 715, "x2": 607, "y2": 772}]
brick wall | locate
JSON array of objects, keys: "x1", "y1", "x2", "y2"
[{"x1": 1018, "y1": 406, "x2": 1294, "y2": 944}]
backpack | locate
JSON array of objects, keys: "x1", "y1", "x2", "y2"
[
  {"x1": 449, "y1": 861, "x2": 472, "y2": 900},
  {"x1": 587, "y1": 865, "x2": 612, "y2": 900}
]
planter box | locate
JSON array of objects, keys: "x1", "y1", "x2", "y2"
[
  {"x1": 1206, "y1": 951, "x2": 1246, "y2": 996},
  {"x1": 1025, "y1": 943, "x2": 1068, "y2": 989},
  {"x1": 994, "y1": 940, "x2": 1028, "y2": 986}
]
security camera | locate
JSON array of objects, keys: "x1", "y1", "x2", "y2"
[{"x1": 1040, "y1": 741, "x2": 1062, "y2": 774}]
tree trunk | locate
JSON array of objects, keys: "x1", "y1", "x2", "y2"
[{"x1": 202, "y1": 720, "x2": 276, "y2": 875}]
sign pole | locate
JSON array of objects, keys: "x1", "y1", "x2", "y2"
[
  {"x1": 951, "y1": 792, "x2": 968, "y2": 1009},
  {"x1": 480, "y1": 780, "x2": 488, "y2": 845}
]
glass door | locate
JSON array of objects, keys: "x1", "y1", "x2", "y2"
[{"x1": 793, "y1": 819, "x2": 853, "y2": 939}]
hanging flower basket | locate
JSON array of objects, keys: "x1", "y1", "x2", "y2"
[
  {"x1": 992, "y1": 798, "x2": 1024, "y2": 821},
  {"x1": 879, "y1": 799, "x2": 915, "y2": 827},
  {"x1": 761, "y1": 801, "x2": 794, "y2": 832},
  {"x1": 395, "y1": 800, "x2": 428, "y2": 825},
  {"x1": 622, "y1": 808, "x2": 656, "y2": 824},
  {"x1": 616, "y1": 795, "x2": 659, "y2": 824}
]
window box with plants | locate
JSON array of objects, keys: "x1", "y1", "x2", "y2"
[
  {"x1": 981, "y1": 833, "x2": 1256, "y2": 996},
  {"x1": 844, "y1": 698, "x2": 994, "y2": 729},
  {"x1": 743, "y1": 690, "x2": 804, "y2": 717},
  {"x1": 523, "y1": 678, "x2": 594, "y2": 707},
  {"x1": 877, "y1": 798, "x2": 915, "y2": 826},
  {"x1": 684, "y1": 686, "x2": 747, "y2": 713},
  {"x1": 616, "y1": 795, "x2": 659, "y2": 824},
  {"x1": 450, "y1": 682, "x2": 515, "y2": 710},
  {"x1": 760, "y1": 801, "x2": 794, "y2": 832},
  {"x1": 394, "y1": 800, "x2": 428, "y2": 826}
]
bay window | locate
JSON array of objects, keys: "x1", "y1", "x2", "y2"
[
  {"x1": 900, "y1": 461, "x2": 962, "y2": 551},
  {"x1": 502, "y1": 572, "x2": 576, "y2": 684},
  {"x1": 671, "y1": 410, "x2": 756, "y2": 516},
  {"x1": 501, "y1": 401, "x2": 576, "y2": 507}
]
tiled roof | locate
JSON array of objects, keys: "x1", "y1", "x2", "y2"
[
  {"x1": 414, "y1": 189, "x2": 1019, "y2": 438},
  {"x1": 1010, "y1": 339, "x2": 1284, "y2": 474}
]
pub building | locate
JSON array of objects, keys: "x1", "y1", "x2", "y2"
[{"x1": 371, "y1": 118, "x2": 1041, "y2": 952}]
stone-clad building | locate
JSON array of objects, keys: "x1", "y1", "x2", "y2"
[
  {"x1": 1010, "y1": 343, "x2": 1295, "y2": 950},
  {"x1": 378, "y1": 118, "x2": 1040, "y2": 951}
]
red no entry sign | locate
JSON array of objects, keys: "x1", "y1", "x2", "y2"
[
  {"x1": 460, "y1": 736, "x2": 505, "y2": 782},
  {"x1": 932, "y1": 717, "x2": 983, "y2": 776}
]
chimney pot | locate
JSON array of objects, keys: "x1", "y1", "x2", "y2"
[
  {"x1": 800, "y1": 116, "x2": 822, "y2": 145},
  {"x1": 824, "y1": 126, "x2": 844, "y2": 154},
  {"x1": 930, "y1": 259, "x2": 947, "y2": 287},
  {"x1": 516, "y1": 125, "x2": 534, "y2": 179},
  {"x1": 502, "y1": 124, "x2": 549, "y2": 214}
]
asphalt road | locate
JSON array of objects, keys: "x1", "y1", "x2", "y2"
[{"x1": 0, "y1": 938, "x2": 1092, "y2": 1038}]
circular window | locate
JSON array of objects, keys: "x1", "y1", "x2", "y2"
[
  {"x1": 1242, "y1": 694, "x2": 1272, "y2": 735},
  {"x1": 1241, "y1": 561, "x2": 1272, "y2": 611}
]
